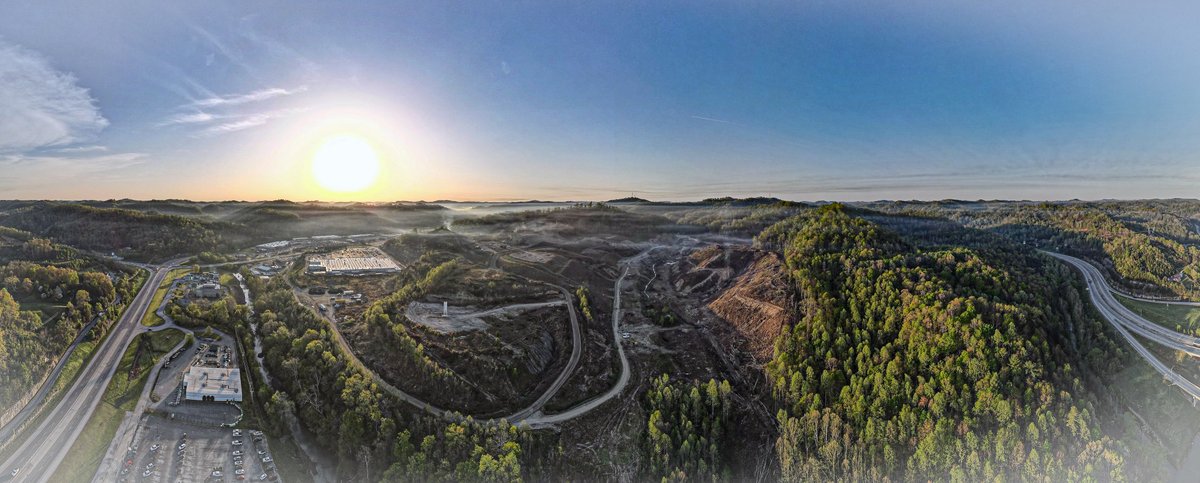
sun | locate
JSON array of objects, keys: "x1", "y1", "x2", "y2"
[{"x1": 311, "y1": 135, "x2": 381, "y2": 193}]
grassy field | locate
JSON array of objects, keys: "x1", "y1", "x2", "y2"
[
  {"x1": 140, "y1": 268, "x2": 191, "y2": 327},
  {"x1": 48, "y1": 328, "x2": 186, "y2": 482},
  {"x1": 1117, "y1": 295, "x2": 1200, "y2": 335}
]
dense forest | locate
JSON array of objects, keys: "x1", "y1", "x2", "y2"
[
  {"x1": 0, "y1": 203, "x2": 225, "y2": 260},
  {"x1": 757, "y1": 204, "x2": 1131, "y2": 481},
  {"x1": 642, "y1": 375, "x2": 734, "y2": 481},
  {"x1": 863, "y1": 201, "x2": 1200, "y2": 299},
  {"x1": 0, "y1": 258, "x2": 138, "y2": 409}
]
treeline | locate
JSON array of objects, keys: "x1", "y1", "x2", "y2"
[
  {"x1": 643, "y1": 375, "x2": 734, "y2": 482},
  {"x1": 248, "y1": 274, "x2": 532, "y2": 481},
  {"x1": 383, "y1": 420, "x2": 524, "y2": 482},
  {"x1": 453, "y1": 204, "x2": 674, "y2": 238},
  {"x1": 758, "y1": 204, "x2": 1129, "y2": 481},
  {"x1": 656, "y1": 201, "x2": 807, "y2": 236},
  {"x1": 166, "y1": 293, "x2": 246, "y2": 332},
  {"x1": 0, "y1": 202, "x2": 224, "y2": 260},
  {"x1": 360, "y1": 259, "x2": 460, "y2": 381}
]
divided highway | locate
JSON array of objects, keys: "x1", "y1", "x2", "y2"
[
  {"x1": 1048, "y1": 252, "x2": 1200, "y2": 400},
  {"x1": 1, "y1": 261, "x2": 179, "y2": 483}
]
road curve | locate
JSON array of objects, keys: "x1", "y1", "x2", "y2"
[
  {"x1": 1, "y1": 260, "x2": 182, "y2": 483},
  {"x1": 1047, "y1": 252, "x2": 1200, "y2": 356},
  {"x1": 1048, "y1": 252, "x2": 1200, "y2": 400},
  {"x1": 500, "y1": 285, "x2": 582, "y2": 423},
  {"x1": 522, "y1": 248, "x2": 651, "y2": 426}
]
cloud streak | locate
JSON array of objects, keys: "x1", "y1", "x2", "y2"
[
  {"x1": 191, "y1": 86, "x2": 307, "y2": 107},
  {"x1": 0, "y1": 40, "x2": 108, "y2": 153},
  {"x1": 159, "y1": 85, "x2": 309, "y2": 135},
  {"x1": 195, "y1": 108, "x2": 308, "y2": 137}
]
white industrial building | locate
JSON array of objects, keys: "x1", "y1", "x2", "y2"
[
  {"x1": 306, "y1": 247, "x2": 401, "y2": 275},
  {"x1": 183, "y1": 367, "x2": 242, "y2": 402}
]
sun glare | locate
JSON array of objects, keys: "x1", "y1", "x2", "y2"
[{"x1": 311, "y1": 135, "x2": 381, "y2": 193}]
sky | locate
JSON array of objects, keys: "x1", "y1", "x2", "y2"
[{"x1": 1, "y1": 1, "x2": 1199, "y2": 202}]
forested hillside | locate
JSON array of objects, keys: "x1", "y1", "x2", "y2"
[
  {"x1": 864, "y1": 201, "x2": 1200, "y2": 299},
  {"x1": 0, "y1": 203, "x2": 224, "y2": 260},
  {"x1": 0, "y1": 260, "x2": 138, "y2": 409},
  {"x1": 758, "y1": 205, "x2": 1131, "y2": 481}
]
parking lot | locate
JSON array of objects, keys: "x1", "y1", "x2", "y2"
[{"x1": 117, "y1": 417, "x2": 280, "y2": 483}]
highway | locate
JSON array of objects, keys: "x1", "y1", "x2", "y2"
[
  {"x1": 1047, "y1": 253, "x2": 1200, "y2": 356},
  {"x1": 0, "y1": 312, "x2": 105, "y2": 446},
  {"x1": 1, "y1": 261, "x2": 180, "y2": 483},
  {"x1": 1048, "y1": 252, "x2": 1200, "y2": 400}
]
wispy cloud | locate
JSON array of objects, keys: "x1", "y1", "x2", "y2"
[
  {"x1": 195, "y1": 108, "x2": 308, "y2": 137},
  {"x1": 191, "y1": 86, "x2": 307, "y2": 108},
  {"x1": 0, "y1": 39, "x2": 108, "y2": 153},
  {"x1": 158, "y1": 85, "x2": 308, "y2": 136},
  {"x1": 158, "y1": 112, "x2": 221, "y2": 127},
  {"x1": 690, "y1": 115, "x2": 732, "y2": 124},
  {"x1": 54, "y1": 144, "x2": 108, "y2": 153}
]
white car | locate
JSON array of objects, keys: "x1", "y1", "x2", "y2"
[
  {"x1": 9, "y1": 468, "x2": 19, "y2": 478},
  {"x1": 235, "y1": 469, "x2": 246, "y2": 475},
  {"x1": 261, "y1": 456, "x2": 273, "y2": 463},
  {"x1": 233, "y1": 440, "x2": 243, "y2": 446},
  {"x1": 233, "y1": 450, "x2": 244, "y2": 456}
]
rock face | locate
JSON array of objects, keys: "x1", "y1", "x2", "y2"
[
  {"x1": 703, "y1": 249, "x2": 792, "y2": 361},
  {"x1": 522, "y1": 329, "x2": 556, "y2": 375}
]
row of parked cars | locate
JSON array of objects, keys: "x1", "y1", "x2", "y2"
[{"x1": 212, "y1": 429, "x2": 277, "y2": 482}]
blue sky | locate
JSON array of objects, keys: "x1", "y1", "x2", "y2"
[{"x1": 0, "y1": 1, "x2": 1198, "y2": 201}]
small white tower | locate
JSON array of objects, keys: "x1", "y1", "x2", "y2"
[{"x1": 443, "y1": 301, "x2": 449, "y2": 317}]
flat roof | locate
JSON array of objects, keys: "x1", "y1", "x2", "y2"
[{"x1": 183, "y1": 367, "x2": 241, "y2": 400}]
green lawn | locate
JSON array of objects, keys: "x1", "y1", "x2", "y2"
[
  {"x1": 140, "y1": 268, "x2": 191, "y2": 327},
  {"x1": 1116, "y1": 295, "x2": 1200, "y2": 336},
  {"x1": 48, "y1": 328, "x2": 186, "y2": 482}
]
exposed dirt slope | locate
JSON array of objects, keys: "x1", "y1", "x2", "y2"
[{"x1": 702, "y1": 248, "x2": 792, "y2": 361}]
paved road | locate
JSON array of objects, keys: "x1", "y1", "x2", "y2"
[
  {"x1": 1048, "y1": 252, "x2": 1200, "y2": 400},
  {"x1": 0, "y1": 312, "x2": 107, "y2": 445},
  {"x1": 1048, "y1": 252, "x2": 1200, "y2": 357},
  {"x1": 1, "y1": 260, "x2": 182, "y2": 483},
  {"x1": 1115, "y1": 291, "x2": 1200, "y2": 307}
]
